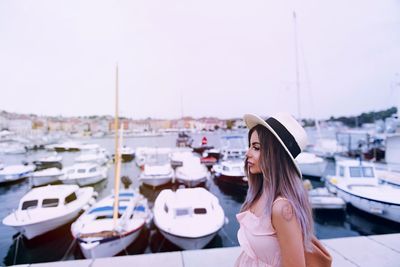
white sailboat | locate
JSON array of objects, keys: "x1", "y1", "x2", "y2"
[{"x1": 71, "y1": 65, "x2": 152, "y2": 258}]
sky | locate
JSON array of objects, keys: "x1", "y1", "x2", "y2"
[{"x1": 0, "y1": 0, "x2": 400, "y2": 120}]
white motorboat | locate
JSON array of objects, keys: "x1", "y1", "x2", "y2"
[
  {"x1": 139, "y1": 163, "x2": 173, "y2": 187},
  {"x1": 0, "y1": 164, "x2": 35, "y2": 185},
  {"x1": 135, "y1": 147, "x2": 172, "y2": 169},
  {"x1": 75, "y1": 148, "x2": 109, "y2": 166},
  {"x1": 71, "y1": 189, "x2": 152, "y2": 258},
  {"x1": 296, "y1": 152, "x2": 327, "y2": 178},
  {"x1": 139, "y1": 152, "x2": 174, "y2": 187},
  {"x1": 308, "y1": 187, "x2": 346, "y2": 210},
  {"x1": 0, "y1": 143, "x2": 26, "y2": 154},
  {"x1": 46, "y1": 142, "x2": 82, "y2": 152},
  {"x1": 121, "y1": 146, "x2": 135, "y2": 162},
  {"x1": 308, "y1": 138, "x2": 347, "y2": 159},
  {"x1": 153, "y1": 188, "x2": 225, "y2": 250},
  {"x1": 326, "y1": 160, "x2": 400, "y2": 223},
  {"x1": 213, "y1": 161, "x2": 247, "y2": 186},
  {"x1": 33, "y1": 153, "x2": 63, "y2": 170},
  {"x1": 61, "y1": 163, "x2": 108, "y2": 186},
  {"x1": 219, "y1": 135, "x2": 247, "y2": 160},
  {"x1": 31, "y1": 167, "x2": 64, "y2": 187},
  {"x1": 2, "y1": 184, "x2": 96, "y2": 239},
  {"x1": 175, "y1": 155, "x2": 209, "y2": 187}
]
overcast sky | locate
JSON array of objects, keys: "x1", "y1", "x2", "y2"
[{"x1": 1, "y1": 0, "x2": 399, "y2": 120}]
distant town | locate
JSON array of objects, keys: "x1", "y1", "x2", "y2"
[{"x1": 0, "y1": 107, "x2": 397, "y2": 136}]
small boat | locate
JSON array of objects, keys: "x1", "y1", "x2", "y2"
[
  {"x1": 308, "y1": 187, "x2": 346, "y2": 210},
  {"x1": 61, "y1": 163, "x2": 108, "y2": 186},
  {"x1": 71, "y1": 190, "x2": 152, "y2": 258},
  {"x1": 31, "y1": 167, "x2": 64, "y2": 187},
  {"x1": 213, "y1": 161, "x2": 247, "y2": 186},
  {"x1": 47, "y1": 142, "x2": 82, "y2": 152},
  {"x1": 139, "y1": 163, "x2": 174, "y2": 187},
  {"x1": 219, "y1": 135, "x2": 247, "y2": 160},
  {"x1": 175, "y1": 156, "x2": 209, "y2": 187},
  {"x1": 0, "y1": 164, "x2": 35, "y2": 185},
  {"x1": 2, "y1": 184, "x2": 96, "y2": 239},
  {"x1": 326, "y1": 159, "x2": 400, "y2": 223},
  {"x1": 153, "y1": 187, "x2": 225, "y2": 250},
  {"x1": 135, "y1": 147, "x2": 172, "y2": 169},
  {"x1": 33, "y1": 153, "x2": 63, "y2": 170},
  {"x1": 120, "y1": 146, "x2": 135, "y2": 162},
  {"x1": 296, "y1": 152, "x2": 327, "y2": 178},
  {"x1": 176, "y1": 132, "x2": 193, "y2": 148},
  {"x1": 139, "y1": 151, "x2": 174, "y2": 187},
  {"x1": 75, "y1": 148, "x2": 109, "y2": 166}
]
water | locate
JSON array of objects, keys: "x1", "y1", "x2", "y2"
[{"x1": 1, "y1": 132, "x2": 400, "y2": 265}]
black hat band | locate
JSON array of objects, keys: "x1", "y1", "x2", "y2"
[{"x1": 265, "y1": 117, "x2": 301, "y2": 158}]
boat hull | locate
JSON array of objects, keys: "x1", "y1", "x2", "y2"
[
  {"x1": 159, "y1": 229, "x2": 217, "y2": 250},
  {"x1": 336, "y1": 186, "x2": 400, "y2": 223},
  {"x1": 78, "y1": 226, "x2": 143, "y2": 259},
  {"x1": 62, "y1": 173, "x2": 107, "y2": 186},
  {"x1": 176, "y1": 176, "x2": 207, "y2": 187},
  {"x1": 31, "y1": 175, "x2": 61, "y2": 187},
  {"x1": 9, "y1": 208, "x2": 83, "y2": 240},
  {"x1": 140, "y1": 177, "x2": 172, "y2": 187}
]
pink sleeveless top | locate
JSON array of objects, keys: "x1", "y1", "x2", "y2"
[{"x1": 235, "y1": 198, "x2": 286, "y2": 267}]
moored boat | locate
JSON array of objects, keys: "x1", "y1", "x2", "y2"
[
  {"x1": 153, "y1": 187, "x2": 225, "y2": 250},
  {"x1": 2, "y1": 184, "x2": 96, "y2": 239},
  {"x1": 71, "y1": 190, "x2": 152, "y2": 258}
]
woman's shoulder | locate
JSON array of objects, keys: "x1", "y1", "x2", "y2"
[{"x1": 271, "y1": 197, "x2": 295, "y2": 225}]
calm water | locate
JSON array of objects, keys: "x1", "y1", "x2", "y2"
[{"x1": 1, "y1": 131, "x2": 400, "y2": 265}]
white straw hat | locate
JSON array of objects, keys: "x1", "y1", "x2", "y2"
[{"x1": 243, "y1": 112, "x2": 308, "y2": 177}]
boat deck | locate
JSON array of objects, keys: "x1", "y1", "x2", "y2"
[{"x1": 15, "y1": 233, "x2": 400, "y2": 267}]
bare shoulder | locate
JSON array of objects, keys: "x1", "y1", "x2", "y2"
[{"x1": 272, "y1": 198, "x2": 295, "y2": 224}]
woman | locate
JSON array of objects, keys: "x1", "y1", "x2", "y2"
[{"x1": 235, "y1": 113, "x2": 314, "y2": 267}]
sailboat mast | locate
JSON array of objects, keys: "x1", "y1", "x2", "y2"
[
  {"x1": 293, "y1": 11, "x2": 301, "y2": 120},
  {"x1": 113, "y1": 64, "x2": 121, "y2": 225}
]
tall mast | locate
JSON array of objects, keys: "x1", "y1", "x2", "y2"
[
  {"x1": 113, "y1": 64, "x2": 121, "y2": 226},
  {"x1": 293, "y1": 11, "x2": 301, "y2": 120}
]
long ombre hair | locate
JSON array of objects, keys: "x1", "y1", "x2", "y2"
[{"x1": 241, "y1": 124, "x2": 314, "y2": 251}]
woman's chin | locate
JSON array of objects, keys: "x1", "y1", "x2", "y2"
[{"x1": 249, "y1": 168, "x2": 261, "y2": 174}]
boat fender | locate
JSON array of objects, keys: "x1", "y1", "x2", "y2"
[
  {"x1": 224, "y1": 217, "x2": 229, "y2": 225},
  {"x1": 92, "y1": 191, "x2": 99, "y2": 198},
  {"x1": 89, "y1": 198, "x2": 96, "y2": 205}
]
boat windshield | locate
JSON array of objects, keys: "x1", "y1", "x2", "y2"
[
  {"x1": 21, "y1": 200, "x2": 38, "y2": 210},
  {"x1": 349, "y1": 166, "x2": 374, "y2": 178},
  {"x1": 175, "y1": 208, "x2": 190, "y2": 217}
]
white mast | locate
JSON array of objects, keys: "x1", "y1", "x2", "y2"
[
  {"x1": 113, "y1": 64, "x2": 121, "y2": 227},
  {"x1": 293, "y1": 11, "x2": 301, "y2": 120}
]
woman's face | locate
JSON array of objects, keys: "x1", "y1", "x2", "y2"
[{"x1": 246, "y1": 130, "x2": 262, "y2": 174}]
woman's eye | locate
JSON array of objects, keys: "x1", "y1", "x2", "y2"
[{"x1": 253, "y1": 146, "x2": 260, "y2": 151}]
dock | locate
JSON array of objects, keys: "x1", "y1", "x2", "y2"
[{"x1": 14, "y1": 233, "x2": 400, "y2": 267}]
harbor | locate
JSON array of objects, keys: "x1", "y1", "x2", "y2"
[{"x1": 1, "y1": 130, "x2": 400, "y2": 265}]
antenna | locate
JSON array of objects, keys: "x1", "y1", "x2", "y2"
[{"x1": 293, "y1": 11, "x2": 301, "y2": 120}]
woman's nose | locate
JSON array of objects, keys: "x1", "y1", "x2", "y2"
[{"x1": 245, "y1": 149, "x2": 251, "y2": 158}]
